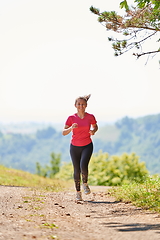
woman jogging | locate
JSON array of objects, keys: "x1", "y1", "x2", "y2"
[{"x1": 62, "y1": 94, "x2": 98, "y2": 201}]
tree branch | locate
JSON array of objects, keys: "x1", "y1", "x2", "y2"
[
  {"x1": 133, "y1": 49, "x2": 160, "y2": 58},
  {"x1": 127, "y1": 31, "x2": 157, "y2": 47}
]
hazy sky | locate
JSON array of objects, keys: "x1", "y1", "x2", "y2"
[{"x1": 0, "y1": 0, "x2": 159, "y2": 124}]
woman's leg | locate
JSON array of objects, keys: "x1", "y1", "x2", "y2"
[
  {"x1": 80, "y1": 142, "x2": 93, "y2": 184},
  {"x1": 70, "y1": 144, "x2": 82, "y2": 192}
]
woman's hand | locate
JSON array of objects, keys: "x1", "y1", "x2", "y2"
[
  {"x1": 62, "y1": 123, "x2": 78, "y2": 136},
  {"x1": 71, "y1": 123, "x2": 78, "y2": 129},
  {"x1": 89, "y1": 124, "x2": 98, "y2": 135},
  {"x1": 89, "y1": 130, "x2": 95, "y2": 135}
]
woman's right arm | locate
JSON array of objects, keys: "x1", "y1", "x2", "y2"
[
  {"x1": 62, "y1": 125, "x2": 73, "y2": 136},
  {"x1": 62, "y1": 123, "x2": 78, "y2": 136}
]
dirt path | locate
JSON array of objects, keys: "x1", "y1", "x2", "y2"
[{"x1": 0, "y1": 185, "x2": 159, "y2": 240}]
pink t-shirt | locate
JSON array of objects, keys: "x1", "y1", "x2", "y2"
[{"x1": 65, "y1": 112, "x2": 97, "y2": 146}]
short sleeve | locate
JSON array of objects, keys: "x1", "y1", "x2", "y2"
[
  {"x1": 65, "y1": 116, "x2": 73, "y2": 127},
  {"x1": 91, "y1": 114, "x2": 97, "y2": 125}
]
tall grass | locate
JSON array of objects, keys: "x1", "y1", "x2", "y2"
[
  {"x1": 111, "y1": 176, "x2": 160, "y2": 212},
  {"x1": 0, "y1": 165, "x2": 67, "y2": 191}
]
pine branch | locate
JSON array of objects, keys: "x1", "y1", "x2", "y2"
[{"x1": 133, "y1": 49, "x2": 160, "y2": 58}]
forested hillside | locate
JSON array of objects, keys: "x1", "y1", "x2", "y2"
[
  {"x1": 94, "y1": 114, "x2": 160, "y2": 174},
  {"x1": 0, "y1": 113, "x2": 159, "y2": 174}
]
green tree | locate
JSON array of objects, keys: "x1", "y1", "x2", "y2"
[
  {"x1": 90, "y1": 0, "x2": 160, "y2": 58},
  {"x1": 36, "y1": 162, "x2": 48, "y2": 178},
  {"x1": 36, "y1": 152, "x2": 61, "y2": 178},
  {"x1": 49, "y1": 152, "x2": 61, "y2": 178}
]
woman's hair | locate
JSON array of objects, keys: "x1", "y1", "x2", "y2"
[{"x1": 75, "y1": 94, "x2": 91, "y2": 104}]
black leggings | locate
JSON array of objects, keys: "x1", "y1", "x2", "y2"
[{"x1": 70, "y1": 142, "x2": 93, "y2": 191}]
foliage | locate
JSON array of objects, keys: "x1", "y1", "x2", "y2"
[
  {"x1": 88, "y1": 151, "x2": 149, "y2": 186},
  {"x1": 111, "y1": 175, "x2": 160, "y2": 212},
  {"x1": 55, "y1": 162, "x2": 73, "y2": 181},
  {"x1": 121, "y1": 0, "x2": 160, "y2": 10},
  {"x1": 90, "y1": 0, "x2": 160, "y2": 58},
  {"x1": 55, "y1": 151, "x2": 149, "y2": 186},
  {"x1": 36, "y1": 152, "x2": 61, "y2": 178}
]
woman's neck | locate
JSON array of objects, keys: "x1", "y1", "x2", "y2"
[{"x1": 77, "y1": 112, "x2": 86, "y2": 119}]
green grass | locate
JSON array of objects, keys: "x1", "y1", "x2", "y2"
[
  {"x1": 0, "y1": 165, "x2": 67, "y2": 191},
  {"x1": 110, "y1": 176, "x2": 160, "y2": 213},
  {"x1": 41, "y1": 223, "x2": 58, "y2": 229}
]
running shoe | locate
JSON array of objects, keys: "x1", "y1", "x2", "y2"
[
  {"x1": 76, "y1": 191, "x2": 83, "y2": 201},
  {"x1": 83, "y1": 183, "x2": 91, "y2": 195}
]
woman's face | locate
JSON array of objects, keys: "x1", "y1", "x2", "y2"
[{"x1": 75, "y1": 99, "x2": 87, "y2": 111}]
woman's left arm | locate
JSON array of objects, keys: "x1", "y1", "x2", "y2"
[{"x1": 89, "y1": 123, "x2": 98, "y2": 135}]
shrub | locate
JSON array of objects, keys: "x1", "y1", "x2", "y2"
[
  {"x1": 88, "y1": 151, "x2": 149, "y2": 186},
  {"x1": 55, "y1": 151, "x2": 149, "y2": 186}
]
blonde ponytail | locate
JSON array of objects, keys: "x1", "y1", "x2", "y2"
[
  {"x1": 75, "y1": 94, "x2": 91, "y2": 104},
  {"x1": 83, "y1": 94, "x2": 91, "y2": 102}
]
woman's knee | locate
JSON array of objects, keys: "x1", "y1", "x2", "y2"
[
  {"x1": 81, "y1": 164, "x2": 88, "y2": 175},
  {"x1": 74, "y1": 169, "x2": 81, "y2": 180}
]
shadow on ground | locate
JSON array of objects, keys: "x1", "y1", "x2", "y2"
[{"x1": 102, "y1": 222, "x2": 160, "y2": 232}]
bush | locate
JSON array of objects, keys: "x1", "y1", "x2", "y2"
[
  {"x1": 55, "y1": 162, "x2": 73, "y2": 180},
  {"x1": 55, "y1": 151, "x2": 149, "y2": 186},
  {"x1": 88, "y1": 151, "x2": 149, "y2": 186}
]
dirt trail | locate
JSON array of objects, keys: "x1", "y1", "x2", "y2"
[{"x1": 0, "y1": 185, "x2": 159, "y2": 240}]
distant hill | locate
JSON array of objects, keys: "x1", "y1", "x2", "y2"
[
  {"x1": 0, "y1": 113, "x2": 160, "y2": 175},
  {"x1": 0, "y1": 121, "x2": 63, "y2": 134},
  {"x1": 93, "y1": 114, "x2": 160, "y2": 174}
]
